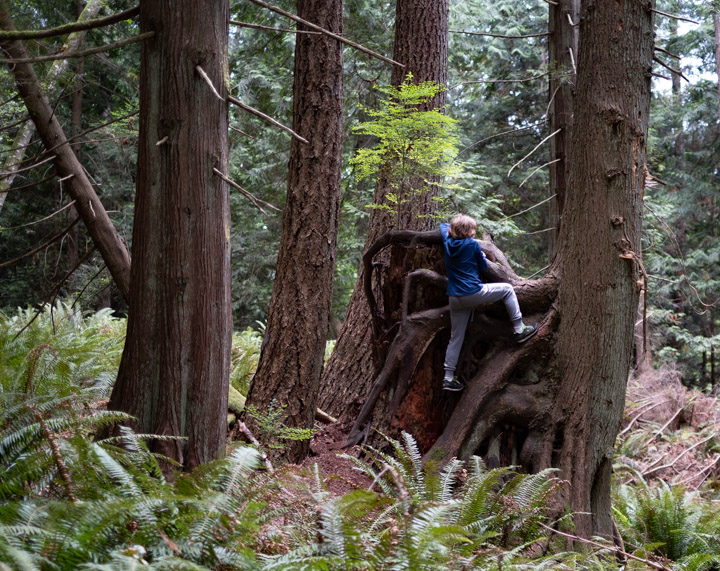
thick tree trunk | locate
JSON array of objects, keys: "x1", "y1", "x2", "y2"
[
  {"x1": 0, "y1": 1, "x2": 131, "y2": 300},
  {"x1": 109, "y1": 0, "x2": 231, "y2": 470},
  {"x1": 547, "y1": 0, "x2": 579, "y2": 254},
  {"x1": 338, "y1": 0, "x2": 654, "y2": 540},
  {"x1": 243, "y1": 0, "x2": 343, "y2": 463},
  {"x1": 318, "y1": 0, "x2": 449, "y2": 417}
]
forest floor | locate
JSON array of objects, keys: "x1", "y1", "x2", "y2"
[{"x1": 297, "y1": 366, "x2": 720, "y2": 497}]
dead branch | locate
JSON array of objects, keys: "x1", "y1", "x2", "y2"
[
  {"x1": 212, "y1": 167, "x2": 281, "y2": 214},
  {"x1": 618, "y1": 399, "x2": 670, "y2": 438},
  {"x1": 650, "y1": 8, "x2": 699, "y2": 25},
  {"x1": 0, "y1": 32, "x2": 155, "y2": 65},
  {"x1": 643, "y1": 431, "x2": 718, "y2": 478},
  {"x1": 0, "y1": 216, "x2": 80, "y2": 268},
  {"x1": 245, "y1": 0, "x2": 403, "y2": 69},
  {"x1": 0, "y1": 154, "x2": 56, "y2": 180},
  {"x1": 519, "y1": 160, "x2": 560, "y2": 188},
  {"x1": 654, "y1": 46, "x2": 681, "y2": 60},
  {"x1": 651, "y1": 396, "x2": 696, "y2": 440},
  {"x1": 653, "y1": 55, "x2": 689, "y2": 82},
  {"x1": 508, "y1": 129, "x2": 561, "y2": 177},
  {"x1": 0, "y1": 12, "x2": 133, "y2": 300},
  {"x1": 0, "y1": 199, "x2": 75, "y2": 231},
  {"x1": 228, "y1": 95, "x2": 308, "y2": 144},
  {"x1": 0, "y1": 6, "x2": 138, "y2": 41},
  {"x1": 230, "y1": 20, "x2": 321, "y2": 35},
  {"x1": 538, "y1": 523, "x2": 671, "y2": 570},
  {"x1": 449, "y1": 29, "x2": 549, "y2": 39},
  {"x1": 450, "y1": 72, "x2": 551, "y2": 89}
]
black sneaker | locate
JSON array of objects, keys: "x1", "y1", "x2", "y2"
[
  {"x1": 442, "y1": 377, "x2": 465, "y2": 391},
  {"x1": 513, "y1": 323, "x2": 538, "y2": 344}
]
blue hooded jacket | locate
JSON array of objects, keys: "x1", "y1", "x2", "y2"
[{"x1": 440, "y1": 223, "x2": 488, "y2": 297}]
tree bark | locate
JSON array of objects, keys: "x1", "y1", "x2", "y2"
[
  {"x1": 243, "y1": 0, "x2": 344, "y2": 463},
  {"x1": 338, "y1": 0, "x2": 654, "y2": 540},
  {"x1": 109, "y1": 0, "x2": 231, "y2": 470},
  {"x1": 318, "y1": 0, "x2": 449, "y2": 417},
  {"x1": 547, "y1": 0, "x2": 579, "y2": 255},
  {"x1": 0, "y1": 2, "x2": 131, "y2": 301},
  {"x1": 714, "y1": 12, "x2": 720, "y2": 123}
]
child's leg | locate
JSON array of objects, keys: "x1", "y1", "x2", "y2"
[
  {"x1": 466, "y1": 283, "x2": 524, "y2": 331},
  {"x1": 443, "y1": 297, "x2": 473, "y2": 380}
]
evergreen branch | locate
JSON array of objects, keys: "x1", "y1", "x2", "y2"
[{"x1": 0, "y1": 6, "x2": 139, "y2": 41}]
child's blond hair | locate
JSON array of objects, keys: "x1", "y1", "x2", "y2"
[{"x1": 449, "y1": 214, "x2": 477, "y2": 239}]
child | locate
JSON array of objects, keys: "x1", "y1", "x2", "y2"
[{"x1": 440, "y1": 214, "x2": 537, "y2": 391}]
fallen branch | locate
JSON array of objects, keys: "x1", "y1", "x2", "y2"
[
  {"x1": 618, "y1": 399, "x2": 669, "y2": 438},
  {"x1": 245, "y1": 0, "x2": 403, "y2": 69},
  {"x1": 651, "y1": 396, "x2": 696, "y2": 441},
  {"x1": 643, "y1": 431, "x2": 718, "y2": 478},
  {"x1": 538, "y1": 523, "x2": 671, "y2": 570},
  {"x1": 236, "y1": 421, "x2": 274, "y2": 473}
]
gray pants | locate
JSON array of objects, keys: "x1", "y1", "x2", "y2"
[{"x1": 444, "y1": 283, "x2": 523, "y2": 374}]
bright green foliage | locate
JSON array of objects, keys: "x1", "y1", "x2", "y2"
[{"x1": 350, "y1": 75, "x2": 461, "y2": 226}]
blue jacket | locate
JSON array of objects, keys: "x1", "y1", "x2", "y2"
[{"x1": 440, "y1": 223, "x2": 487, "y2": 297}]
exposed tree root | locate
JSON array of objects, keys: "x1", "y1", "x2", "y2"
[{"x1": 344, "y1": 229, "x2": 561, "y2": 466}]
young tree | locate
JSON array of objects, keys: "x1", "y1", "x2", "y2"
[
  {"x1": 342, "y1": 0, "x2": 655, "y2": 539},
  {"x1": 242, "y1": 0, "x2": 344, "y2": 463},
  {"x1": 318, "y1": 0, "x2": 449, "y2": 417},
  {"x1": 109, "y1": 0, "x2": 231, "y2": 470}
]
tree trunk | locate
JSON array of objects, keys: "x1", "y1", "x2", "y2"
[
  {"x1": 243, "y1": 0, "x2": 343, "y2": 463},
  {"x1": 714, "y1": 12, "x2": 720, "y2": 123},
  {"x1": 339, "y1": 0, "x2": 654, "y2": 540},
  {"x1": 109, "y1": 0, "x2": 231, "y2": 471},
  {"x1": 547, "y1": 0, "x2": 579, "y2": 255},
  {"x1": 0, "y1": 0, "x2": 131, "y2": 301},
  {"x1": 318, "y1": 0, "x2": 449, "y2": 417}
]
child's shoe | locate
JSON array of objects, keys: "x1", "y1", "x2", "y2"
[{"x1": 513, "y1": 323, "x2": 538, "y2": 344}]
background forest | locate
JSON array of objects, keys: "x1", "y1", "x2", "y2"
[{"x1": 1, "y1": 0, "x2": 719, "y2": 569}]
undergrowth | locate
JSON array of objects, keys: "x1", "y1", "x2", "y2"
[{"x1": 1, "y1": 305, "x2": 719, "y2": 570}]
